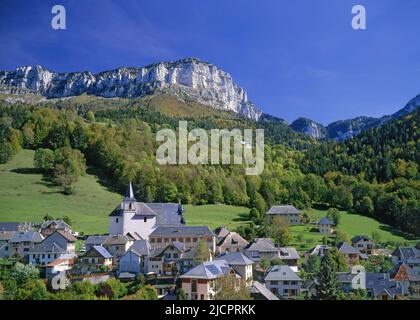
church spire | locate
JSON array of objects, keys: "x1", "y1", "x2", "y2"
[{"x1": 125, "y1": 182, "x2": 136, "y2": 200}]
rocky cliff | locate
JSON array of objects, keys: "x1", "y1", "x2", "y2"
[{"x1": 0, "y1": 57, "x2": 262, "y2": 121}]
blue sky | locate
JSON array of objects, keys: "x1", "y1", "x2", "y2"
[{"x1": 0, "y1": 0, "x2": 419, "y2": 124}]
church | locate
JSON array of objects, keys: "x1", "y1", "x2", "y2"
[{"x1": 109, "y1": 182, "x2": 185, "y2": 239}]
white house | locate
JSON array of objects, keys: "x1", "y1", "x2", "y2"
[
  {"x1": 265, "y1": 265, "x2": 303, "y2": 298},
  {"x1": 215, "y1": 252, "x2": 254, "y2": 282},
  {"x1": 28, "y1": 242, "x2": 67, "y2": 266},
  {"x1": 108, "y1": 182, "x2": 185, "y2": 239}
]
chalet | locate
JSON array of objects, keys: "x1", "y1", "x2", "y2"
[
  {"x1": 79, "y1": 245, "x2": 113, "y2": 274},
  {"x1": 336, "y1": 265, "x2": 366, "y2": 293},
  {"x1": 45, "y1": 254, "x2": 76, "y2": 279},
  {"x1": 318, "y1": 217, "x2": 334, "y2": 235},
  {"x1": 392, "y1": 246, "x2": 420, "y2": 270},
  {"x1": 215, "y1": 252, "x2": 254, "y2": 281},
  {"x1": 28, "y1": 242, "x2": 66, "y2": 266},
  {"x1": 149, "y1": 226, "x2": 215, "y2": 253},
  {"x1": 266, "y1": 205, "x2": 301, "y2": 225},
  {"x1": 351, "y1": 235, "x2": 375, "y2": 254},
  {"x1": 216, "y1": 231, "x2": 249, "y2": 254},
  {"x1": 244, "y1": 238, "x2": 279, "y2": 262},
  {"x1": 390, "y1": 263, "x2": 420, "y2": 297},
  {"x1": 42, "y1": 230, "x2": 77, "y2": 254},
  {"x1": 118, "y1": 239, "x2": 151, "y2": 277},
  {"x1": 179, "y1": 259, "x2": 238, "y2": 300},
  {"x1": 6, "y1": 230, "x2": 44, "y2": 258},
  {"x1": 365, "y1": 272, "x2": 406, "y2": 300},
  {"x1": 264, "y1": 265, "x2": 303, "y2": 298},
  {"x1": 148, "y1": 241, "x2": 195, "y2": 276},
  {"x1": 85, "y1": 235, "x2": 109, "y2": 251},
  {"x1": 40, "y1": 220, "x2": 72, "y2": 237},
  {"x1": 103, "y1": 234, "x2": 135, "y2": 265},
  {"x1": 108, "y1": 182, "x2": 185, "y2": 239},
  {"x1": 278, "y1": 247, "x2": 300, "y2": 271},
  {"x1": 336, "y1": 241, "x2": 367, "y2": 264}
]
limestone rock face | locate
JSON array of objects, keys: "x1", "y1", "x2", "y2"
[{"x1": 0, "y1": 57, "x2": 262, "y2": 120}]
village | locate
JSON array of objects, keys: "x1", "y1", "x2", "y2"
[{"x1": 0, "y1": 182, "x2": 419, "y2": 300}]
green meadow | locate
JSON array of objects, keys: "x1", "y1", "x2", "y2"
[{"x1": 0, "y1": 150, "x2": 417, "y2": 252}]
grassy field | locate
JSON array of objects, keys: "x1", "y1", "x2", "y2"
[
  {"x1": 0, "y1": 150, "x2": 417, "y2": 251},
  {"x1": 291, "y1": 207, "x2": 418, "y2": 252},
  {"x1": 184, "y1": 204, "x2": 250, "y2": 230},
  {"x1": 0, "y1": 149, "x2": 120, "y2": 234}
]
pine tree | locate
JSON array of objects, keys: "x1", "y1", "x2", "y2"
[{"x1": 314, "y1": 252, "x2": 344, "y2": 300}]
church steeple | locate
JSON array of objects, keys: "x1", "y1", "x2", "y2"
[{"x1": 125, "y1": 182, "x2": 136, "y2": 201}]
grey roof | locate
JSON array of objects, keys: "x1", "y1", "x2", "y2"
[
  {"x1": 0, "y1": 222, "x2": 20, "y2": 232},
  {"x1": 150, "y1": 241, "x2": 186, "y2": 258},
  {"x1": 307, "y1": 244, "x2": 330, "y2": 256},
  {"x1": 30, "y1": 242, "x2": 66, "y2": 254},
  {"x1": 129, "y1": 239, "x2": 151, "y2": 256},
  {"x1": 150, "y1": 226, "x2": 214, "y2": 238},
  {"x1": 10, "y1": 231, "x2": 44, "y2": 243},
  {"x1": 251, "y1": 281, "x2": 279, "y2": 300},
  {"x1": 366, "y1": 272, "x2": 404, "y2": 297},
  {"x1": 109, "y1": 202, "x2": 156, "y2": 217},
  {"x1": 40, "y1": 220, "x2": 71, "y2": 230},
  {"x1": 351, "y1": 235, "x2": 373, "y2": 243},
  {"x1": 392, "y1": 246, "x2": 420, "y2": 261},
  {"x1": 318, "y1": 217, "x2": 334, "y2": 225},
  {"x1": 265, "y1": 265, "x2": 302, "y2": 282},
  {"x1": 47, "y1": 230, "x2": 77, "y2": 242},
  {"x1": 85, "y1": 235, "x2": 109, "y2": 245},
  {"x1": 147, "y1": 203, "x2": 184, "y2": 225},
  {"x1": 215, "y1": 227, "x2": 231, "y2": 239},
  {"x1": 180, "y1": 260, "x2": 232, "y2": 280},
  {"x1": 246, "y1": 238, "x2": 278, "y2": 252},
  {"x1": 267, "y1": 205, "x2": 300, "y2": 215},
  {"x1": 89, "y1": 245, "x2": 113, "y2": 259},
  {"x1": 407, "y1": 267, "x2": 420, "y2": 282},
  {"x1": 278, "y1": 247, "x2": 300, "y2": 260},
  {"x1": 336, "y1": 241, "x2": 363, "y2": 255},
  {"x1": 337, "y1": 272, "x2": 358, "y2": 283},
  {"x1": 0, "y1": 231, "x2": 15, "y2": 241},
  {"x1": 103, "y1": 234, "x2": 134, "y2": 245},
  {"x1": 215, "y1": 252, "x2": 254, "y2": 266},
  {"x1": 217, "y1": 232, "x2": 249, "y2": 247}
]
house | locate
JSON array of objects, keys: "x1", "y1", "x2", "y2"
[
  {"x1": 148, "y1": 241, "x2": 195, "y2": 276},
  {"x1": 45, "y1": 254, "x2": 76, "y2": 279},
  {"x1": 215, "y1": 252, "x2": 254, "y2": 281},
  {"x1": 103, "y1": 234, "x2": 135, "y2": 265},
  {"x1": 336, "y1": 265, "x2": 366, "y2": 293},
  {"x1": 149, "y1": 226, "x2": 216, "y2": 253},
  {"x1": 0, "y1": 222, "x2": 34, "y2": 232},
  {"x1": 28, "y1": 242, "x2": 67, "y2": 267},
  {"x1": 79, "y1": 245, "x2": 113, "y2": 274},
  {"x1": 85, "y1": 235, "x2": 109, "y2": 251},
  {"x1": 278, "y1": 247, "x2": 300, "y2": 271},
  {"x1": 390, "y1": 263, "x2": 420, "y2": 297},
  {"x1": 42, "y1": 230, "x2": 77, "y2": 254},
  {"x1": 244, "y1": 238, "x2": 279, "y2": 262},
  {"x1": 318, "y1": 217, "x2": 334, "y2": 235},
  {"x1": 264, "y1": 265, "x2": 303, "y2": 298},
  {"x1": 216, "y1": 231, "x2": 249, "y2": 254},
  {"x1": 0, "y1": 231, "x2": 15, "y2": 257},
  {"x1": 40, "y1": 220, "x2": 72, "y2": 237},
  {"x1": 6, "y1": 230, "x2": 44, "y2": 257},
  {"x1": 392, "y1": 246, "x2": 420, "y2": 270},
  {"x1": 365, "y1": 272, "x2": 406, "y2": 300},
  {"x1": 108, "y1": 182, "x2": 185, "y2": 239},
  {"x1": 118, "y1": 239, "x2": 151, "y2": 277},
  {"x1": 305, "y1": 245, "x2": 330, "y2": 260},
  {"x1": 179, "y1": 259, "x2": 238, "y2": 300},
  {"x1": 266, "y1": 205, "x2": 301, "y2": 225},
  {"x1": 251, "y1": 281, "x2": 279, "y2": 300},
  {"x1": 336, "y1": 241, "x2": 367, "y2": 264},
  {"x1": 214, "y1": 227, "x2": 231, "y2": 243},
  {"x1": 351, "y1": 235, "x2": 375, "y2": 254}
]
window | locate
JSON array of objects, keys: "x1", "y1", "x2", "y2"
[
  {"x1": 192, "y1": 238, "x2": 197, "y2": 243},
  {"x1": 173, "y1": 253, "x2": 179, "y2": 259},
  {"x1": 116, "y1": 218, "x2": 119, "y2": 223},
  {"x1": 5, "y1": 246, "x2": 8, "y2": 251},
  {"x1": 186, "y1": 238, "x2": 191, "y2": 243},
  {"x1": 150, "y1": 238, "x2": 155, "y2": 243},
  {"x1": 129, "y1": 203, "x2": 132, "y2": 210},
  {"x1": 144, "y1": 217, "x2": 147, "y2": 223}
]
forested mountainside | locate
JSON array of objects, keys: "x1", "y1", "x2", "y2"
[{"x1": 0, "y1": 95, "x2": 418, "y2": 236}]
